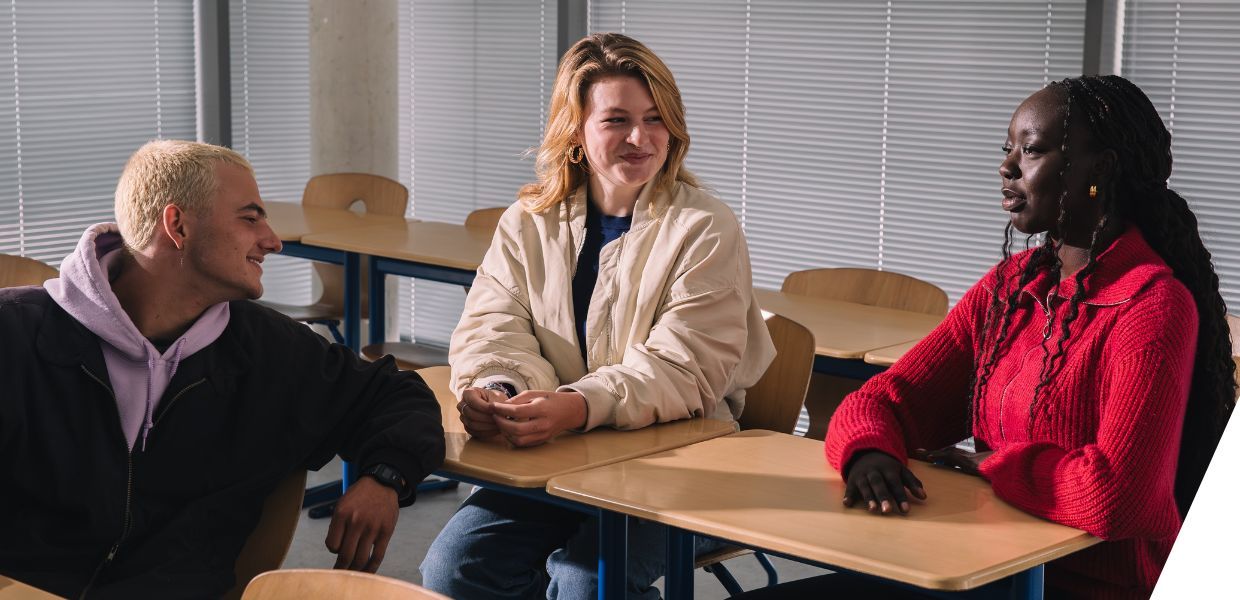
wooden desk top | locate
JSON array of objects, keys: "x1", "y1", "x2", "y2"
[
  {"x1": 301, "y1": 220, "x2": 492, "y2": 271},
  {"x1": 264, "y1": 201, "x2": 407, "y2": 242},
  {"x1": 0, "y1": 577, "x2": 62, "y2": 599},
  {"x1": 753, "y1": 288, "x2": 942, "y2": 359},
  {"x1": 417, "y1": 365, "x2": 736, "y2": 488},
  {"x1": 864, "y1": 340, "x2": 920, "y2": 367},
  {"x1": 547, "y1": 430, "x2": 1097, "y2": 591}
]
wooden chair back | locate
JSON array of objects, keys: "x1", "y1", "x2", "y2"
[
  {"x1": 302, "y1": 173, "x2": 409, "y2": 312},
  {"x1": 226, "y1": 469, "x2": 309, "y2": 600},
  {"x1": 302, "y1": 173, "x2": 409, "y2": 214},
  {"x1": 782, "y1": 267, "x2": 948, "y2": 317},
  {"x1": 738, "y1": 314, "x2": 816, "y2": 434},
  {"x1": 464, "y1": 207, "x2": 506, "y2": 236},
  {"x1": 0, "y1": 254, "x2": 58, "y2": 288},
  {"x1": 241, "y1": 569, "x2": 451, "y2": 600}
]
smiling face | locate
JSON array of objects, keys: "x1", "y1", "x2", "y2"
[
  {"x1": 183, "y1": 162, "x2": 282, "y2": 301},
  {"x1": 999, "y1": 86, "x2": 1104, "y2": 243},
  {"x1": 578, "y1": 74, "x2": 670, "y2": 205}
]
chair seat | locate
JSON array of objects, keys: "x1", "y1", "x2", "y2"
[
  {"x1": 256, "y1": 299, "x2": 342, "y2": 323},
  {"x1": 361, "y1": 342, "x2": 450, "y2": 371},
  {"x1": 694, "y1": 544, "x2": 753, "y2": 569}
]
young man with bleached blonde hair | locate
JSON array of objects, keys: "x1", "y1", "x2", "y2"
[
  {"x1": 0, "y1": 140, "x2": 444, "y2": 598},
  {"x1": 114, "y1": 139, "x2": 254, "y2": 251}
]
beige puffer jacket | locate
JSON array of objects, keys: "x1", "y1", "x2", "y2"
[{"x1": 449, "y1": 180, "x2": 775, "y2": 431}]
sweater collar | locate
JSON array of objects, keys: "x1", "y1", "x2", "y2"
[
  {"x1": 564, "y1": 179, "x2": 667, "y2": 235},
  {"x1": 1014, "y1": 225, "x2": 1171, "y2": 308}
]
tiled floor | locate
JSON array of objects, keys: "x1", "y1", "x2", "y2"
[{"x1": 282, "y1": 459, "x2": 830, "y2": 599}]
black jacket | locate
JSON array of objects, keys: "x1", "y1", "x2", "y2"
[{"x1": 0, "y1": 287, "x2": 445, "y2": 598}]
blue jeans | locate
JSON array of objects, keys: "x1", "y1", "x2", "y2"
[{"x1": 420, "y1": 488, "x2": 723, "y2": 600}]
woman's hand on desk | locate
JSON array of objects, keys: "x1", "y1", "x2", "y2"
[
  {"x1": 488, "y1": 390, "x2": 588, "y2": 448},
  {"x1": 459, "y1": 387, "x2": 508, "y2": 441},
  {"x1": 843, "y1": 450, "x2": 927, "y2": 515}
]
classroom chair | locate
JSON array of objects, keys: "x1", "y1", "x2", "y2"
[
  {"x1": 697, "y1": 313, "x2": 816, "y2": 595},
  {"x1": 359, "y1": 206, "x2": 507, "y2": 370},
  {"x1": 782, "y1": 267, "x2": 948, "y2": 315},
  {"x1": 785, "y1": 267, "x2": 947, "y2": 439},
  {"x1": 258, "y1": 173, "x2": 409, "y2": 344},
  {"x1": 226, "y1": 469, "x2": 309, "y2": 600},
  {"x1": 0, "y1": 253, "x2": 58, "y2": 288},
  {"x1": 241, "y1": 569, "x2": 450, "y2": 600}
]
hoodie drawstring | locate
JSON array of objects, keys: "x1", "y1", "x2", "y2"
[{"x1": 140, "y1": 339, "x2": 186, "y2": 452}]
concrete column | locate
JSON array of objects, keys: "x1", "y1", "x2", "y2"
[
  {"x1": 309, "y1": 0, "x2": 400, "y2": 345},
  {"x1": 309, "y1": 0, "x2": 398, "y2": 179}
]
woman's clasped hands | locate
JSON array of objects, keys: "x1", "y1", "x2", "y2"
[{"x1": 458, "y1": 387, "x2": 589, "y2": 447}]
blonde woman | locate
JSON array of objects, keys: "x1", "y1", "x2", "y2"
[{"x1": 420, "y1": 33, "x2": 775, "y2": 600}]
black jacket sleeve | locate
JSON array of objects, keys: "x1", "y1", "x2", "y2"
[{"x1": 241, "y1": 301, "x2": 445, "y2": 495}]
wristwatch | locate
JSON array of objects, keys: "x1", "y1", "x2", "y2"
[
  {"x1": 362, "y1": 463, "x2": 410, "y2": 500},
  {"x1": 482, "y1": 381, "x2": 517, "y2": 398}
]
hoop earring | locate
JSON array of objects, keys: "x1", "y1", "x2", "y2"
[
  {"x1": 1088, "y1": 184, "x2": 1098, "y2": 199},
  {"x1": 568, "y1": 145, "x2": 585, "y2": 164}
]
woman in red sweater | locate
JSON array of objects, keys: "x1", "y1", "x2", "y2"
[{"x1": 743, "y1": 76, "x2": 1235, "y2": 599}]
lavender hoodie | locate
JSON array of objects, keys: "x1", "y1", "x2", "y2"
[{"x1": 44, "y1": 223, "x2": 230, "y2": 451}]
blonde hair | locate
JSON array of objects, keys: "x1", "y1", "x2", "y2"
[
  {"x1": 114, "y1": 139, "x2": 254, "y2": 251},
  {"x1": 519, "y1": 33, "x2": 698, "y2": 213}
]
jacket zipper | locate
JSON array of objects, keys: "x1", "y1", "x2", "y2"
[
  {"x1": 78, "y1": 366, "x2": 136, "y2": 600},
  {"x1": 605, "y1": 233, "x2": 628, "y2": 365},
  {"x1": 74, "y1": 370, "x2": 203, "y2": 598},
  {"x1": 153, "y1": 379, "x2": 206, "y2": 426}
]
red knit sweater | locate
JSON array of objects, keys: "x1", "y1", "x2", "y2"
[{"x1": 826, "y1": 227, "x2": 1197, "y2": 600}]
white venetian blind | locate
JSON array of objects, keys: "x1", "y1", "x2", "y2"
[
  {"x1": 1121, "y1": 0, "x2": 1240, "y2": 308},
  {"x1": 0, "y1": 0, "x2": 196, "y2": 267},
  {"x1": 590, "y1": 0, "x2": 1085, "y2": 301},
  {"x1": 232, "y1": 0, "x2": 313, "y2": 305},
  {"x1": 396, "y1": 0, "x2": 557, "y2": 345}
]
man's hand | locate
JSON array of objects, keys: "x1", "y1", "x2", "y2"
[
  {"x1": 843, "y1": 450, "x2": 927, "y2": 515},
  {"x1": 488, "y1": 390, "x2": 587, "y2": 448},
  {"x1": 458, "y1": 386, "x2": 507, "y2": 440},
  {"x1": 325, "y1": 476, "x2": 399, "y2": 572}
]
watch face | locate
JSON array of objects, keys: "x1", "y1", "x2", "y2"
[{"x1": 366, "y1": 465, "x2": 405, "y2": 490}]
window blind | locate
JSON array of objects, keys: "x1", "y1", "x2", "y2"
[
  {"x1": 0, "y1": 0, "x2": 196, "y2": 267},
  {"x1": 397, "y1": 0, "x2": 557, "y2": 345},
  {"x1": 1121, "y1": 0, "x2": 1240, "y2": 308},
  {"x1": 589, "y1": 0, "x2": 1086, "y2": 301},
  {"x1": 232, "y1": 0, "x2": 313, "y2": 306}
]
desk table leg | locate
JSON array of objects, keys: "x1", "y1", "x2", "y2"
[
  {"x1": 368, "y1": 254, "x2": 385, "y2": 347},
  {"x1": 665, "y1": 527, "x2": 695, "y2": 600},
  {"x1": 598, "y1": 510, "x2": 627, "y2": 600},
  {"x1": 1009, "y1": 565, "x2": 1043, "y2": 600},
  {"x1": 343, "y1": 252, "x2": 360, "y2": 353},
  {"x1": 340, "y1": 252, "x2": 361, "y2": 494}
]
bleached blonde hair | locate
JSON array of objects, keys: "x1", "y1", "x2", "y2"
[
  {"x1": 519, "y1": 33, "x2": 697, "y2": 213},
  {"x1": 114, "y1": 139, "x2": 254, "y2": 251}
]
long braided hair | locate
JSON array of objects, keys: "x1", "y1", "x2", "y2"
[{"x1": 968, "y1": 75, "x2": 1235, "y2": 516}]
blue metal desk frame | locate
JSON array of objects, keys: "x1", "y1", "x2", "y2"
[
  {"x1": 362, "y1": 254, "x2": 477, "y2": 347},
  {"x1": 661, "y1": 526, "x2": 1044, "y2": 600}
]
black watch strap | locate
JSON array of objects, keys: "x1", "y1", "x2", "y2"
[{"x1": 362, "y1": 463, "x2": 409, "y2": 500}]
